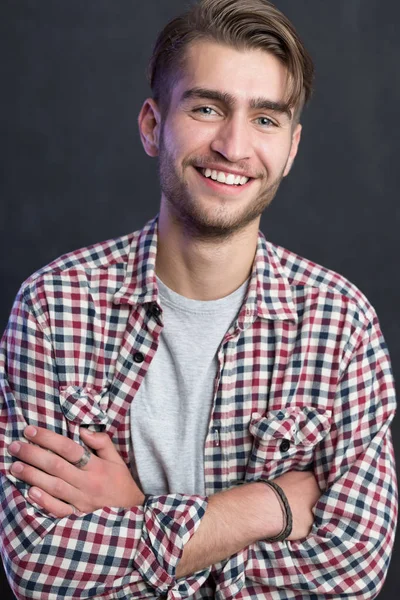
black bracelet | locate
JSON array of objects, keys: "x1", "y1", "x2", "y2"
[{"x1": 259, "y1": 479, "x2": 293, "y2": 542}]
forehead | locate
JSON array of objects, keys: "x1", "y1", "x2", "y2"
[{"x1": 172, "y1": 40, "x2": 290, "y2": 107}]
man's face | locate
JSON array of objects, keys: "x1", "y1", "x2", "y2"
[{"x1": 144, "y1": 40, "x2": 302, "y2": 240}]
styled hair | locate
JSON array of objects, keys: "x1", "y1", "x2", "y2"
[{"x1": 147, "y1": 0, "x2": 314, "y2": 121}]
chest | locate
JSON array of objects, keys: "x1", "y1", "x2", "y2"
[{"x1": 53, "y1": 302, "x2": 340, "y2": 491}]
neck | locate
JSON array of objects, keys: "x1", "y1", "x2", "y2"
[{"x1": 155, "y1": 204, "x2": 260, "y2": 301}]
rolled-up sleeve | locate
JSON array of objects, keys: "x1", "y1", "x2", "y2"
[{"x1": 215, "y1": 312, "x2": 397, "y2": 599}]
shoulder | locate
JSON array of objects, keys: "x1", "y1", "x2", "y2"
[
  {"x1": 268, "y1": 240, "x2": 375, "y2": 324},
  {"x1": 24, "y1": 232, "x2": 137, "y2": 284},
  {"x1": 16, "y1": 229, "x2": 141, "y2": 317}
]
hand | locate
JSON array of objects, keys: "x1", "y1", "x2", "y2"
[
  {"x1": 273, "y1": 470, "x2": 321, "y2": 540},
  {"x1": 8, "y1": 426, "x2": 145, "y2": 517}
]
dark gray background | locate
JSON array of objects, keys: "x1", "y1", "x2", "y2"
[{"x1": 0, "y1": 1, "x2": 398, "y2": 598}]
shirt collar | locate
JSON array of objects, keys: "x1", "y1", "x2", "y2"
[
  {"x1": 113, "y1": 216, "x2": 297, "y2": 323},
  {"x1": 113, "y1": 216, "x2": 159, "y2": 306},
  {"x1": 235, "y1": 231, "x2": 298, "y2": 329}
]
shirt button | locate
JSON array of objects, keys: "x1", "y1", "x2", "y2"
[
  {"x1": 280, "y1": 439, "x2": 291, "y2": 453},
  {"x1": 152, "y1": 304, "x2": 162, "y2": 317},
  {"x1": 133, "y1": 352, "x2": 145, "y2": 363}
]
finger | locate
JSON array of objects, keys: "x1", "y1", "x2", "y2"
[
  {"x1": 79, "y1": 428, "x2": 125, "y2": 463},
  {"x1": 28, "y1": 487, "x2": 77, "y2": 519},
  {"x1": 8, "y1": 440, "x2": 82, "y2": 487},
  {"x1": 10, "y1": 461, "x2": 80, "y2": 507},
  {"x1": 23, "y1": 426, "x2": 91, "y2": 465}
]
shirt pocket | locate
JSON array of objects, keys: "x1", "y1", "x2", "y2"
[
  {"x1": 59, "y1": 384, "x2": 111, "y2": 440},
  {"x1": 246, "y1": 406, "x2": 332, "y2": 479}
]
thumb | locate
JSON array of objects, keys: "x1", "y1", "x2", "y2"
[{"x1": 79, "y1": 428, "x2": 124, "y2": 463}]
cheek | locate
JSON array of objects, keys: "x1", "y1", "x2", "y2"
[
  {"x1": 161, "y1": 126, "x2": 187, "y2": 163},
  {"x1": 169, "y1": 115, "x2": 215, "y2": 154},
  {"x1": 258, "y1": 138, "x2": 292, "y2": 173},
  {"x1": 159, "y1": 129, "x2": 182, "y2": 170},
  {"x1": 161, "y1": 125, "x2": 177, "y2": 154}
]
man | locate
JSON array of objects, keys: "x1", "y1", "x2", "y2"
[{"x1": 0, "y1": 0, "x2": 397, "y2": 598}]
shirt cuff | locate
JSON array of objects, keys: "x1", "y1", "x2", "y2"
[
  {"x1": 133, "y1": 493, "x2": 209, "y2": 595},
  {"x1": 211, "y1": 550, "x2": 247, "y2": 599}
]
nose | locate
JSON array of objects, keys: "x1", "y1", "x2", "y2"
[{"x1": 210, "y1": 116, "x2": 252, "y2": 163}]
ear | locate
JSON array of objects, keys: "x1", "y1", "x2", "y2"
[
  {"x1": 138, "y1": 98, "x2": 162, "y2": 157},
  {"x1": 283, "y1": 123, "x2": 302, "y2": 177}
]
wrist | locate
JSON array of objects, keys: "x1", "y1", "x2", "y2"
[
  {"x1": 258, "y1": 479, "x2": 293, "y2": 542},
  {"x1": 133, "y1": 486, "x2": 146, "y2": 506},
  {"x1": 249, "y1": 482, "x2": 285, "y2": 540},
  {"x1": 126, "y1": 480, "x2": 146, "y2": 507}
]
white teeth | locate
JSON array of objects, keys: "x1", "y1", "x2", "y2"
[
  {"x1": 217, "y1": 172, "x2": 226, "y2": 183},
  {"x1": 201, "y1": 168, "x2": 250, "y2": 186}
]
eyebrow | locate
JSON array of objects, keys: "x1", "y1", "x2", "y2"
[{"x1": 180, "y1": 87, "x2": 293, "y2": 120}]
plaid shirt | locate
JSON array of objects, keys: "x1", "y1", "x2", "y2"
[{"x1": 0, "y1": 216, "x2": 397, "y2": 600}]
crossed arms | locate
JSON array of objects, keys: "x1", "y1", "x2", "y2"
[
  {"x1": 7, "y1": 425, "x2": 320, "y2": 580},
  {"x1": 0, "y1": 288, "x2": 397, "y2": 599}
]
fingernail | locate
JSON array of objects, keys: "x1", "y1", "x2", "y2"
[
  {"x1": 80, "y1": 427, "x2": 93, "y2": 435},
  {"x1": 29, "y1": 488, "x2": 42, "y2": 500},
  {"x1": 24, "y1": 426, "x2": 37, "y2": 438},
  {"x1": 8, "y1": 442, "x2": 21, "y2": 455},
  {"x1": 11, "y1": 462, "x2": 23, "y2": 473}
]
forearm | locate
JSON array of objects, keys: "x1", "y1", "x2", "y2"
[
  {"x1": 244, "y1": 449, "x2": 397, "y2": 599},
  {"x1": 215, "y1": 425, "x2": 397, "y2": 598},
  {"x1": 0, "y1": 472, "x2": 208, "y2": 600},
  {"x1": 176, "y1": 482, "x2": 282, "y2": 579}
]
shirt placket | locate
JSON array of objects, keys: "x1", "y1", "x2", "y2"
[
  {"x1": 204, "y1": 303, "x2": 258, "y2": 497},
  {"x1": 106, "y1": 301, "x2": 163, "y2": 462}
]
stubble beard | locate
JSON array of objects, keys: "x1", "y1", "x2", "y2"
[{"x1": 158, "y1": 135, "x2": 286, "y2": 242}]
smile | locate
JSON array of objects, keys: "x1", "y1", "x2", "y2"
[{"x1": 198, "y1": 167, "x2": 250, "y2": 187}]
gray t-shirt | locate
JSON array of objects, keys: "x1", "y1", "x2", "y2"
[{"x1": 130, "y1": 276, "x2": 248, "y2": 496}]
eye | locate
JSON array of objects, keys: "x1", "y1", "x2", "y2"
[
  {"x1": 255, "y1": 116, "x2": 276, "y2": 128},
  {"x1": 192, "y1": 106, "x2": 219, "y2": 116}
]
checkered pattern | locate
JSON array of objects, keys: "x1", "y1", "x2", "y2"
[{"x1": 0, "y1": 216, "x2": 397, "y2": 599}]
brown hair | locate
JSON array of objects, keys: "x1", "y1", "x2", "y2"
[{"x1": 147, "y1": 0, "x2": 314, "y2": 121}]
